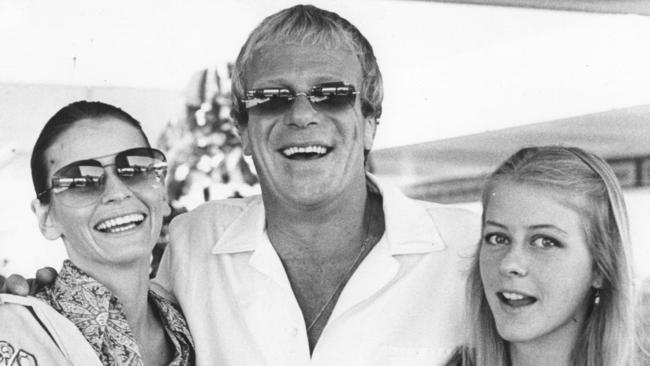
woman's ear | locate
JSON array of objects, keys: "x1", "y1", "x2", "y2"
[
  {"x1": 31, "y1": 198, "x2": 62, "y2": 240},
  {"x1": 162, "y1": 193, "x2": 172, "y2": 217},
  {"x1": 591, "y1": 270, "x2": 603, "y2": 289}
]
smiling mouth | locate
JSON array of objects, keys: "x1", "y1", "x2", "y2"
[
  {"x1": 280, "y1": 145, "x2": 331, "y2": 160},
  {"x1": 94, "y1": 213, "x2": 146, "y2": 233},
  {"x1": 497, "y1": 291, "x2": 538, "y2": 308}
]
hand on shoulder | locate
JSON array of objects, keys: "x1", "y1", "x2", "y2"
[{"x1": 0, "y1": 268, "x2": 57, "y2": 296}]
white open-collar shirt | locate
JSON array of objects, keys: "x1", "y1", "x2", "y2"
[{"x1": 154, "y1": 174, "x2": 480, "y2": 366}]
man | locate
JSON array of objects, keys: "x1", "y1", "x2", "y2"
[
  {"x1": 6, "y1": 5, "x2": 479, "y2": 365},
  {"x1": 154, "y1": 5, "x2": 478, "y2": 365}
]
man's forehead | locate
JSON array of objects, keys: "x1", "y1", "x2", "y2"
[{"x1": 247, "y1": 44, "x2": 362, "y2": 89}]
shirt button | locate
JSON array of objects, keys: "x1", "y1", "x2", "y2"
[{"x1": 291, "y1": 327, "x2": 299, "y2": 336}]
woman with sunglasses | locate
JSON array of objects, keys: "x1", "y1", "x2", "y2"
[
  {"x1": 446, "y1": 146, "x2": 642, "y2": 366},
  {"x1": 0, "y1": 101, "x2": 194, "y2": 365}
]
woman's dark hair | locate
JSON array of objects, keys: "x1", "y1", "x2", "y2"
[{"x1": 31, "y1": 100, "x2": 150, "y2": 203}]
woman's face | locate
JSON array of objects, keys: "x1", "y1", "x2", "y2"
[
  {"x1": 479, "y1": 180, "x2": 599, "y2": 347},
  {"x1": 38, "y1": 117, "x2": 170, "y2": 269}
]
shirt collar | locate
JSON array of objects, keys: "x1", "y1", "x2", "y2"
[
  {"x1": 211, "y1": 196, "x2": 266, "y2": 254},
  {"x1": 366, "y1": 173, "x2": 446, "y2": 254},
  {"x1": 149, "y1": 290, "x2": 195, "y2": 352},
  {"x1": 211, "y1": 174, "x2": 446, "y2": 255},
  {"x1": 37, "y1": 260, "x2": 194, "y2": 364}
]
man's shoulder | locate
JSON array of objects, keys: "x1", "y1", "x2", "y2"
[
  {"x1": 420, "y1": 200, "x2": 479, "y2": 225},
  {"x1": 170, "y1": 195, "x2": 262, "y2": 230},
  {"x1": 167, "y1": 195, "x2": 263, "y2": 255},
  {"x1": 413, "y1": 199, "x2": 481, "y2": 251}
]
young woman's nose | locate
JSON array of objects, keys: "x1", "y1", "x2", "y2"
[{"x1": 498, "y1": 244, "x2": 529, "y2": 277}]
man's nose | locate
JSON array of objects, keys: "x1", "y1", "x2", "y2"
[
  {"x1": 100, "y1": 170, "x2": 132, "y2": 204},
  {"x1": 285, "y1": 94, "x2": 319, "y2": 128},
  {"x1": 498, "y1": 243, "x2": 529, "y2": 277}
]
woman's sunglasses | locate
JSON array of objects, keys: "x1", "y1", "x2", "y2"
[
  {"x1": 37, "y1": 147, "x2": 167, "y2": 207},
  {"x1": 242, "y1": 81, "x2": 359, "y2": 115}
]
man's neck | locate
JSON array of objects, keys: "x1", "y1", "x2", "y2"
[
  {"x1": 265, "y1": 176, "x2": 369, "y2": 261},
  {"x1": 262, "y1": 174, "x2": 384, "y2": 352}
]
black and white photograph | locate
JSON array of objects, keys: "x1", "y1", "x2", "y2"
[{"x1": 0, "y1": 0, "x2": 649, "y2": 365}]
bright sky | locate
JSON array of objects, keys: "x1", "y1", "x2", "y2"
[{"x1": 2, "y1": 0, "x2": 650, "y2": 148}]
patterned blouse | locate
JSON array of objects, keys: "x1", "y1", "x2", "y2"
[{"x1": 35, "y1": 260, "x2": 194, "y2": 366}]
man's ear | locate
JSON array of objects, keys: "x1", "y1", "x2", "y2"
[
  {"x1": 363, "y1": 116, "x2": 377, "y2": 152},
  {"x1": 31, "y1": 199, "x2": 62, "y2": 240},
  {"x1": 239, "y1": 125, "x2": 252, "y2": 156}
]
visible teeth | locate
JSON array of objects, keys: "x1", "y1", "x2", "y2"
[
  {"x1": 282, "y1": 145, "x2": 328, "y2": 157},
  {"x1": 502, "y1": 292, "x2": 525, "y2": 300},
  {"x1": 96, "y1": 214, "x2": 145, "y2": 232}
]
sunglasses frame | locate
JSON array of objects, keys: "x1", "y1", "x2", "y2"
[{"x1": 37, "y1": 147, "x2": 167, "y2": 205}]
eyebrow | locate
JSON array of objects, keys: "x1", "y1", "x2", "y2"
[
  {"x1": 484, "y1": 220, "x2": 507, "y2": 230},
  {"x1": 484, "y1": 220, "x2": 568, "y2": 235},
  {"x1": 250, "y1": 77, "x2": 350, "y2": 90},
  {"x1": 250, "y1": 78, "x2": 288, "y2": 88},
  {"x1": 527, "y1": 224, "x2": 568, "y2": 235}
]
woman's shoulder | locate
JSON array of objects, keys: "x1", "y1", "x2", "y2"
[{"x1": 0, "y1": 294, "x2": 102, "y2": 365}]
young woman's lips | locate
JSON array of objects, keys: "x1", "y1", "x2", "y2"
[{"x1": 497, "y1": 291, "x2": 538, "y2": 308}]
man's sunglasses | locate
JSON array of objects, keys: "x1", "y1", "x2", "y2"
[
  {"x1": 242, "y1": 82, "x2": 359, "y2": 115},
  {"x1": 37, "y1": 147, "x2": 167, "y2": 207}
]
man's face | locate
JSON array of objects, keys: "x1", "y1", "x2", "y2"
[{"x1": 241, "y1": 43, "x2": 376, "y2": 209}]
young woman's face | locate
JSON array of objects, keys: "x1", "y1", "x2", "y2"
[{"x1": 479, "y1": 180, "x2": 599, "y2": 346}]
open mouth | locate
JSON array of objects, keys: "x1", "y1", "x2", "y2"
[
  {"x1": 497, "y1": 291, "x2": 537, "y2": 308},
  {"x1": 95, "y1": 213, "x2": 146, "y2": 233},
  {"x1": 280, "y1": 145, "x2": 331, "y2": 160}
]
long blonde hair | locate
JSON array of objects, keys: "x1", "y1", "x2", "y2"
[{"x1": 465, "y1": 146, "x2": 637, "y2": 366}]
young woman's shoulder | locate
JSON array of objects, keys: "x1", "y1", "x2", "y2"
[{"x1": 443, "y1": 346, "x2": 475, "y2": 366}]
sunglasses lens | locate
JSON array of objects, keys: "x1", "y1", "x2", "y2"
[
  {"x1": 244, "y1": 83, "x2": 357, "y2": 116},
  {"x1": 312, "y1": 94, "x2": 356, "y2": 112},
  {"x1": 253, "y1": 96, "x2": 294, "y2": 114},
  {"x1": 51, "y1": 161, "x2": 105, "y2": 206},
  {"x1": 116, "y1": 148, "x2": 167, "y2": 189},
  {"x1": 245, "y1": 88, "x2": 294, "y2": 115},
  {"x1": 49, "y1": 148, "x2": 167, "y2": 207}
]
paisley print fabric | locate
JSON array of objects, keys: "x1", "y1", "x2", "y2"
[{"x1": 35, "y1": 260, "x2": 194, "y2": 366}]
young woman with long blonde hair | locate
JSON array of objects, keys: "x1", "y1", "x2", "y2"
[{"x1": 450, "y1": 146, "x2": 641, "y2": 366}]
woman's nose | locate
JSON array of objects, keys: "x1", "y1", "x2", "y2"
[
  {"x1": 498, "y1": 244, "x2": 529, "y2": 277},
  {"x1": 100, "y1": 170, "x2": 132, "y2": 204}
]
